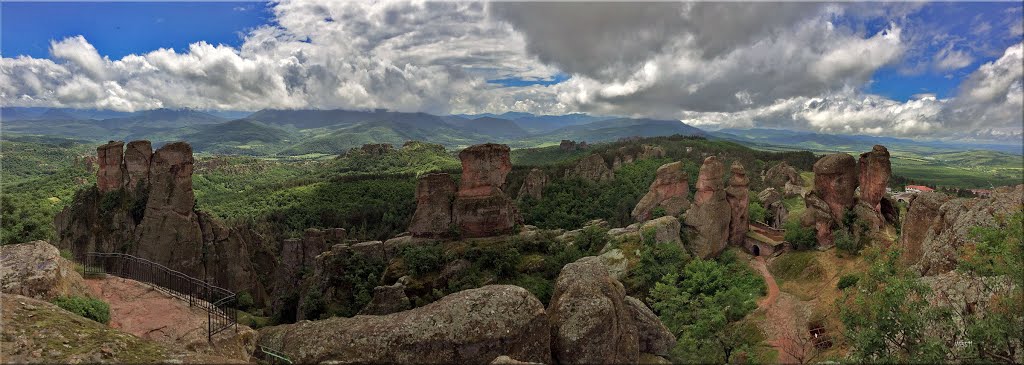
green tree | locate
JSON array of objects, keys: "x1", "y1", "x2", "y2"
[{"x1": 748, "y1": 201, "x2": 767, "y2": 224}]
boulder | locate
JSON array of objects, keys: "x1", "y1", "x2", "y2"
[
  {"x1": 517, "y1": 168, "x2": 549, "y2": 202},
  {"x1": 641, "y1": 216, "x2": 682, "y2": 246},
  {"x1": 857, "y1": 145, "x2": 891, "y2": 211},
  {"x1": 683, "y1": 157, "x2": 731, "y2": 259},
  {"x1": 96, "y1": 141, "x2": 125, "y2": 193},
  {"x1": 409, "y1": 173, "x2": 457, "y2": 238},
  {"x1": 0, "y1": 241, "x2": 90, "y2": 300},
  {"x1": 632, "y1": 161, "x2": 690, "y2": 222},
  {"x1": 598, "y1": 249, "x2": 628, "y2": 281},
  {"x1": 812, "y1": 153, "x2": 858, "y2": 220},
  {"x1": 566, "y1": 154, "x2": 614, "y2": 182},
  {"x1": 258, "y1": 285, "x2": 551, "y2": 364},
  {"x1": 359, "y1": 283, "x2": 411, "y2": 315},
  {"x1": 123, "y1": 140, "x2": 153, "y2": 192},
  {"x1": 757, "y1": 188, "x2": 783, "y2": 207},
  {"x1": 548, "y1": 257, "x2": 638, "y2": 364},
  {"x1": 725, "y1": 161, "x2": 749, "y2": 246},
  {"x1": 763, "y1": 161, "x2": 801, "y2": 191},
  {"x1": 625, "y1": 296, "x2": 676, "y2": 357},
  {"x1": 458, "y1": 143, "x2": 512, "y2": 197}
]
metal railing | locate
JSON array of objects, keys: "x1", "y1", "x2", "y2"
[{"x1": 79, "y1": 252, "x2": 238, "y2": 342}]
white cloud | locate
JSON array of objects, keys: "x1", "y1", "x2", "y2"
[{"x1": 933, "y1": 43, "x2": 974, "y2": 71}]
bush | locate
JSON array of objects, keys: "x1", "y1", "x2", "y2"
[
  {"x1": 783, "y1": 221, "x2": 817, "y2": 251},
  {"x1": 837, "y1": 274, "x2": 860, "y2": 290},
  {"x1": 626, "y1": 229, "x2": 690, "y2": 298},
  {"x1": 574, "y1": 225, "x2": 610, "y2": 255},
  {"x1": 236, "y1": 291, "x2": 255, "y2": 310},
  {"x1": 748, "y1": 201, "x2": 767, "y2": 224},
  {"x1": 511, "y1": 274, "x2": 554, "y2": 305},
  {"x1": 53, "y1": 296, "x2": 110, "y2": 324},
  {"x1": 402, "y1": 244, "x2": 445, "y2": 277},
  {"x1": 465, "y1": 243, "x2": 522, "y2": 279},
  {"x1": 834, "y1": 229, "x2": 863, "y2": 256}
]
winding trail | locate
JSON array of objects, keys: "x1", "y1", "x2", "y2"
[{"x1": 749, "y1": 256, "x2": 802, "y2": 364}]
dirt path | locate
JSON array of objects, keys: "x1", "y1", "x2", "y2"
[{"x1": 749, "y1": 256, "x2": 805, "y2": 364}]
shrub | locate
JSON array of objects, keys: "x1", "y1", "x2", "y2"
[
  {"x1": 511, "y1": 274, "x2": 554, "y2": 305},
  {"x1": 465, "y1": 243, "x2": 522, "y2": 279},
  {"x1": 574, "y1": 225, "x2": 610, "y2": 255},
  {"x1": 748, "y1": 201, "x2": 767, "y2": 224},
  {"x1": 834, "y1": 229, "x2": 863, "y2": 256},
  {"x1": 626, "y1": 229, "x2": 689, "y2": 297},
  {"x1": 53, "y1": 296, "x2": 110, "y2": 324},
  {"x1": 236, "y1": 291, "x2": 255, "y2": 310},
  {"x1": 837, "y1": 274, "x2": 860, "y2": 290},
  {"x1": 402, "y1": 244, "x2": 445, "y2": 277},
  {"x1": 783, "y1": 221, "x2": 817, "y2": 251}
]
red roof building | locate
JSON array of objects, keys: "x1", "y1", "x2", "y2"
[{"x1": 905, "y1": 185, "x2": 934, "y2": 193}]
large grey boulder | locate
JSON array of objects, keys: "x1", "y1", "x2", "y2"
[
  {"x1": 0, "y1": 241, "x2": 90, "y2": 300},
  {"x1": 625, "y1": 296, "x2": 676, "y2": 357}
]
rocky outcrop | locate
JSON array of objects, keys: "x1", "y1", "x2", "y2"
[
  {"x1": 901, "y1": 185, "x2": 1023, "y2": 275},
  {"x1": 758, "y1": 188, "x2": 782, "y2": 207},
  {"x1": 612, "y1": 145, "x2": 666, "y2": 170},
  {"x1": 632, "y1": 162, "x2": 689, "y2": 222},
  {"x1": 0, "y1": 241, "x2": 89, "y2": 300},
  {"x1": 683, "y1": 157, "x2": 731, "y2": 259},
  {"x1": 548, "y1": 257, "x2": 638, "y2": 364},
  {"x1": 358, "y1": 283, "x2": 411, "y2": 315},
  {"x1": 452, "y1": 144, "x2": 519, "y2": 238},
  {"x1": 259, "y1": 285, "x2": 551, "y2": 364},
  {"x1": 758, "y1": 188, "x2": 788, "y2": 229},
  {"x1": 641, "y1": 216, "x2": 682, "y2": 246},
  {"x1": 625, "y1": 296, "x2": 676, "y2": 357},
  {"x1": 812, "y1": 153, "x2": 858, "y2": 219},
  {"x1": 559, "y1": 140, "x2": 588, "y2": 151},
  {"x1": 725, "y1": 161, "x2": 749, "y2": 246},
  {"x1": 123, "y1": 140, "x2": 153, "y2": 192},
  {"x1": 134, "y1": 142, "x2": 205, "y2": 277},
  {"x1": 801, "y1": 192, "x2": 836, "y2": 246},
  {"x1": 96, "y1": 141, "x2": 126, "y2": 193},
  {"x1": 857, "y1": 145, "x2": 891, "y2": 211},
  {"x1": 517, "y1": 168, "x2": 548, "y2": 202},
  {"x1": 566, "y1": 154, "x2": 614, "y2": 182},
  {"x1": 763, "y1": 161, "x2": 801, "y2": 196},
  {"x1": 409, "y1": 173, "x2": 457, "y2": 238}
]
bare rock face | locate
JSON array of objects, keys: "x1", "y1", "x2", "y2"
[
  {"x1": 725, "y1": 161, "x2": 749, "y2": 246},
  {"x1": 258, "y1": 285, "x2": 551, "y2": 364},
  {"x1": 458, "y1": 143, "x2": 512, "y2": 197},
  {"x1": 625, "y1": 296, "x2": 676, "y2": 357},
  {"x1": 683, "y1": 157, "x2": 731, "y2": 259},
  {"x1": 812, "y1": 153, "x2": 858, "y2": 220},
  {"x1": 632, "y1": 161, "x2": 690, "y2": 222},
  {"x1": 517, "y1": 168, "x2": 548, "y2": 202},
  {"x1": 453, "y1": 144, "x2": 519, "y2": 238},
  {"x1": 96, "y1": 141, "x2": 126, "y2": 193},
  {"x1": 548, "y1": 257, "x2": 638, "y2": 364},
  {"x1": 566, "y1": 154, "x2": 614, "y2": 182},
  {"x1": 135, "y1": 142, "x2": 204, "y2": 276},
  {"x1": 857, "y1": 145, "x2": 891, "y2": 211},
  {"x1": 0, "y1": 241, "x2": 90, "y2": 300},
  {"x1": 358, "y1": 283, "x2": 411, "y2": 315},
  {"x1": 901, "y1": 185, "x2": 1023, "y2": 275},
  {"x1": 641, "y1": 216, "x2": 682, "y2": 246},
  {"x1": 123, "y1": 140, "x2": 153, "y2": 192},
  {"x1": 409, "y1": 173, "x2": 457, "y2": 238}
]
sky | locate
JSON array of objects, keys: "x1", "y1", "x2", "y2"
[{"x1": 1, "y1": 1, "x2": 1022, "y2": 142}]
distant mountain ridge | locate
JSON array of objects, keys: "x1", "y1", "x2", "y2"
[{"x1": 714, "y1": 128, "x2": 1024, "y2": 155}]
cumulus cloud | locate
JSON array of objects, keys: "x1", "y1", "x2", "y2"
[{"x1": 0, "y1": 0, "x2": 1021, "y2": 142}]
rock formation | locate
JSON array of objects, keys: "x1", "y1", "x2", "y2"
[
  {"x1": 358, "y1": 283, "x2": 411, "y2": 315},
  {"x1": 359, "y1": 143, "x2": 394, "y2": 156},
  {"x1": 123, "y1": 140, "x2": 153, "y2": 191},
  {"x1": 409, "y1": 173, "x2": 457, "y2": 237},
  {"x1": 857, "y1": 145, "x2": 891, "y2": 211},
  {"x1": 453, "y1": 144, "x2": 519, "y2": 237},
  {"x1": 96, "y1": 141, "x2": 126, "y2": 193},
  {"x1": 641, "y1": 216, "x2": 682, "y2": 246},
  {"x1": 0, "y1": 241, "x2": 90, "y2": 300},
  {"x1": 632, "y1": 161, "x2": 689, "y2": 222},
  {"x1": 517, "y1": 168, "x2": 548, "y2": 202},
  {"x1": 548, "y1": 257, "x2": 638, "y2": 364},
  {"x1": 763, "y1": 161, "x2": 802, "y2": 197},
  {"x1": 559, "y1": 140, "x2": 588, "y2": 151},
  {"x1": 758, "y1": 188, "x2": 788, "y2": 229},
  {"x1": 625, "y1": 296, "x2": 676, "y2": 357},
  {"x1": 612, "y1": 145, "x2": 666, "y2": 170},
  {"x1": 259, "y1": 285, "x2": 551, "y2": 364},
  {"x1": 134, "y1": 142, "x2": 205, "y2": 275},
  {"x1": 725, "y1": 161, "x2": 749, "y2": 246},
  {"x1": 683, "y1": 156, "x2": 731, "y2": 259},
  {"x1": 812, "y1": 153, "x2": 858, "y2": 219},
  {"x1": 566, "y1": 154, "x2": 614, "y2": 182},
  {"x1": 900, "y1": 185, "x2": 1023, "y2": 275}
]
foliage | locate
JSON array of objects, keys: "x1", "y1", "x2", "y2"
[
  {"x1": 574, "y1": 225, "x2": 610, "y2": 255},
  {"x1": 959, "y1": 211, "x2": 1024, "y2": 279},
  {"x1": 402, "y1": 245, "x2": 445, "y2": 277},
  {"x1": 626, "y1": 228, "x2": 689, "y2": 298},
  {"x1": 511, "y1": 274, "x2": 554, "y2": 305},
  {"x1": 833, "y1": 229, "x2": 861, "y2": 257},
  {"x1": 839, "y1": 248, "x2": 954, "y2": 363},
  {"x1": 236, "y1": 291, "x2": 255, "y2": 311},
  {"x1": 748, "y1": 201, "x2": 767, "y2": 224},
  {"x1": 837, "y1": 274, "x2": 860, "y2": 290},
  {"x1": 463, "y1": 242, "x2": 522, "y2": 279},
  {"x1": 53, "y1": 296, "x2": 111, "y2": 324},
  {"x1": 783, "y1": 220, "x2": 817, "y2": 251},
  {"x1": 296, "y1": 252, "x2": 385, "y2": 320},
  {"x1": 769, "y1": 251, "x2": 822, "y2": 284},
  {"x1": 650, "y1": 252, "x2": 766, "y2": 363}
]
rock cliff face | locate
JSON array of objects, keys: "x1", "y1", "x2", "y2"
[
  {"x1": 631, "y1": 162, "x2": 689, "y2": 222},
  {"x1": 409, "y1": 173, "x2": 457, "y2": 238},
  {"x1": 812, "y1": 153, "x2": 858, "y2": 219},
  {"x1": 56, "y1": 141, "x2": 267, "y2": 306},
  {"x1": 96, "y1": 141, "x2": 126, "y2": 193},
  {"x1": 0, "y1": 241, "x2": 90, "y2": 300},
  {"x1": 725, "y1": 161, "x2": 749, "y2": 246},
  {"x1": 517, "y1": 168, "x2": 549, "y2": 202},
  {"x1": 683, "y1": 156, "x2": 731, "y2": 259},
  {"x1": 548, "y1": 257, "x2": 638, "y2": 364},
  {"x1": 409, "y1": 144, "x2": 520, "y2": 238},
  {"x1": 259, "y1": 285, "x2": 551, "y2": 364},
  {"x1": 566, "y1": 154, "x2": 614, "y2": 182},
  {"x1": 900, "y1": 185, "x2": 1023, "y2": 275},
  {"x1": 857, "y1": 145, "x2": 891, "y2": 211}
]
